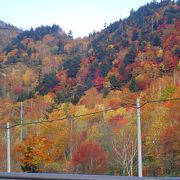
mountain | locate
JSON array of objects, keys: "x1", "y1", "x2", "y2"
[
  {"x1": 0, "y1": 20, "x2": 22, "y2": 50},
  {"x1": 1, "y1": 0, "x2": 179, "y2": 103},
  {"x1": 0, "y1": 0, "x2": 179, "y2": 176}
]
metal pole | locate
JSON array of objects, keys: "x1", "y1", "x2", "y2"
[
  {"x1": 70, "y1": 116, "x2": 73, "y2": 160},
  {"x1": 6, "y1": 122, "x2": 11, "y2": 172},
  {"x1": 136, "y1": 98, "x2": 142, "y2": 177},
  {"x1": 20, "y1": 102, "x2": 23, "y2": 141}
]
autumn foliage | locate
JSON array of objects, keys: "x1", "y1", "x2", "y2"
[
  {"x1": 70, "y1": 142, "x2": 108, "y2": 174},
  {"x1": 0, "y1": 0, "x2": 179, "y2": 176},
  {"x1": 16, "y1": 136, "x2": 52, "y2": 172}
]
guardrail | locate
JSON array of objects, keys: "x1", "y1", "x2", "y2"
[{"x1": 0, "y1": 173, "x2": 180, "y2": 180}]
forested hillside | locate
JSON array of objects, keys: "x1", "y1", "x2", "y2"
[
  {"x1": 0, "y1": 0, "x2": 180, "y2": 176},
  {"x1": 0, "y1": 20, "x2": 22, "y2": 50}
]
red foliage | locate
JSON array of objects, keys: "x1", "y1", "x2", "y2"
[
  {"x1": 13, "y1": 85, "x2": 23, "y2": 96},
  {"x1": 93, "y1": 76, "x2": 104, "y2": 91},
  {"x1": 79, "y1": 130, "x2": 87, "y2": 141},
  {"x1": 163, "y1": 101, "x2": 172, "y2": 108},
  {"x1": 108, "y1": 100, "x2": 121, "y2": 109},
  {"x1": 68, "y1": 78, "x2": 77, "y2": 87},
  {"x1": 158, "y1": 24, "x2": 167, "y2": 30},
  {"x1": 92, "y1": 68, "x2": 104, "y2": 90},
  {"x1": 95, "y1": 68, "x2": 99, "y2": 77},
  {"x1": 125, "y1": 62, "x2": 139, "y2": 74},
  {"x1": 81, "y1": 68, "x2": 89, "y2": 77},
  {"x1": 160, "y1": 127, "x2": 175, "y2": 154},
  {"x1": 117, "y1": 119, "x2": 128, "y2": 127},
  {"x1": 109, "y1": 115, "x2": 128, "y2": 128},
  {"x1": 56, "y1": 70, "x2": 68, "y2": 82},
  {"x1": 175, "y1": 19, "x2": 180, "y2": 30},
  {"x1": 125, "y1": 107, "x2": 134, "y2": 112},
  {"x1": 71, "y1": 142, "x2": 107, "y2": 174},
  {"x1": 118, "y1": 73, "x2": 126, "y2": 81},
  {"x1": 89, "y1": 56, "x2": 96, "y2": 63},
  {"x1": 109, "y1": 115, "x2": 124, "y2": 125},
  {"x1": 136, "y1": 79, "x2": 148, "y2": 91},
  {"x1": 164, "y1": 51, "x2": 178, "y2": 68},
  {"x1": 53, "y1": 85, "x2": 61, "y2": 92}
]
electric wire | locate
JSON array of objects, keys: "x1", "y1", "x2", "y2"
[{"x1": 0, "y1": 97, "x2": 179, "y2": 130}]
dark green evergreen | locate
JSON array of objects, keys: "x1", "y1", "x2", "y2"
[
  {"x1": 150, "y1": 33, "x2": 161, "y2": 46},
  {"x1": 63, "y1": 56, "x2": 81, "y2": 77},
  {"x1": 37, "y1": 72, "x2": 59, "y2": 95},
  {"x1": 124, "y1": 44, "x2": 136, "y2": 65},
  {"x1": 109, "y1": 74, "x2": 121, "y2": 89},
  {"x1": 129, "y1": 77, "x2": 139, "y2": 92}
]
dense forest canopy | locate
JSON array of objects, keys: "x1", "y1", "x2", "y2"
[{"x1": 0, "y1": 0, "x2": 180, "y2": 176}]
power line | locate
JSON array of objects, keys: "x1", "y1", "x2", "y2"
[
  {"x1": 139, "y1": 97, "x2": 180, "y2": 109},
  {"x1": 0, "y1": 97, "x2": 179, "y2": 130},
  {"x1": 148, "y1": 97, "x2": 180, "y2": 103},
  {"x1": 9, "y1": 103, "x2": 136, "y2": 129},
  {"x1": 0, "y1": 101, "x2": 136, "y2": 130}
]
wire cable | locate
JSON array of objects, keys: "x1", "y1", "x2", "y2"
[{"x1": 0, "y1": 97, "x2": 179, "y2": 130}]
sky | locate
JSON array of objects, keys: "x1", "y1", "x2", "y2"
[{"x1": 0, "y1": 0, "x2": 160, "y2": 38}]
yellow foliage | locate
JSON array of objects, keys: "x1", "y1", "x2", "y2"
[
  {"x1": 23, "y1": 69, "x2": 37, "y2": 86},
  {"x1": 79, "y1": 88, "x2": 103, "y2": 109},
  {"x1": 156, "y1": 47, "x2": 163, "y2": 58},
  {"x1": 104, "y1": 107, "x2": 126, "y2": 123},
  {"x1": 44, "y1": 93, "x2": 54, "y2": 104},
  {"x1": 40, "y1": 120, "x2": 70, "y2": 161},
  {"x1": 48, "y1": 107, "x2": 66, "y2": 120},
  {"x1": 87, "y1": 124, "x2": 101, "y2": 141}
]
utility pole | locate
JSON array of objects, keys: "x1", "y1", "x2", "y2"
[
  {"x1": 136, "y1": 98, "x2": 142, "y2": 177},
  {"x1": 6, "y1": 122, "x2": 11, "y2": 173},
  {"x1": 67, "y1": 115, "x2": 73, "y2": 160},
  {"x1": 20, "y1": 102, "x2": 23, "y2": 141}
]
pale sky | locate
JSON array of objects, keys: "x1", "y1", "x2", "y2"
[{"x1": 0, "y1": 0, "x2": 160, "y2": 38}]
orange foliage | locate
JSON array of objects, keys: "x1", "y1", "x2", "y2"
[
  {"x1": 109, "y1": 115, "x2": 128, "y2": 127},
  {"x1": 16, "y1": 136, "x2": 52, "y2": 172}
]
